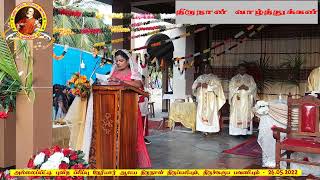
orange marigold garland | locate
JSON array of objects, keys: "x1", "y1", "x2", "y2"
[{"x1": 53, "y1": 45, "x2": 69, "y2": 61}]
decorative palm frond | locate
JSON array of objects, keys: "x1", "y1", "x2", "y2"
[
  {"x1": 0, "y1": 36, "x2": 21, "y2": 82},
  {"x1": 0, "y1": 71, "x2": 5, "y2": 82},
  {"x1": 0, "y1": 35, "x2": 35, "y2": 112},
  {"x1": 0, "y1": 71, "x2": 21, "y2": 112},
  {"x1": 243, "y1": 54, "x2": 273, "y2": 94},
  {"x1": 279, "y1": 53, "x2": 304, "y2": 85},
  {"x1": 14, "y1": 40, "x2": 33, "y2": 95},
  {"x1": 19, "y1": 40, "x2": 33, "y2": 96},
  {"x1": 53, "y1": 0, "x2": 112, "y2": 52}
]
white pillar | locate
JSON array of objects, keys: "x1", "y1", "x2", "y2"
[{"x1": 173, "y1": 28, "x2": 195, "y2": 100}]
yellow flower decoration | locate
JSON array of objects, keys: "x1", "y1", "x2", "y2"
[
  {"x1": 80, "y1": 76, "x2": 87, "y2": 83},
  {"x1": 111, "y1": 13, "x2": 124, "y2": 19},
  {"x1": 70, "y1": 77, "x2": 76, "y2": 83},
  {"x1": 53, "y1": 28, "x2": 74, "y2": 36},
  {"x1": 96, "y1": 12, "x2": 104, "y2": 19},
  {"x1": 111, "y1": 38, "x2": 124, "y2": 44},
  {"x1": 150, "y1": 30, "x2": 161, "y2": 35},
  {"x1": 94, "y1": 42, "x2": 105, "y2": 47},
  {"x1": 75, "y1": 79, "x2": 79, "y2": 85},
  {"x1": 68, "y1": 73, "x2": 91, "y2": 98},
  {"x1": 110, "y1": 27, "x2": 130, "y2": 33}
]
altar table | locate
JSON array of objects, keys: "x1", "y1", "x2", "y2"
[{"x1": 168, "y1": 102, "x2": 197, "y2": 132}]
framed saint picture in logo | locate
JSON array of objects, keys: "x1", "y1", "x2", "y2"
[{"x1": 9, "y1": 2, "x2": 47, "y2": 40}]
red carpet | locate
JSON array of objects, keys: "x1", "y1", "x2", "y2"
[
  {"x1": 147, "y1": 120, "x2": 170, "y2": 136},
  {"x1": 223, "y1": 136, "x2": 262, "y2": 158},
  {"x1": 148, "y1": 120, "x2": 163, "y2": 129}
]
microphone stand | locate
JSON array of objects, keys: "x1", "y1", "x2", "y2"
[
  {"x1": 89, "y1": 58, "x2": 101, "y2": 83},
  {"x1": 89, "y1": 55, "x2": 113, "y2": 84}
]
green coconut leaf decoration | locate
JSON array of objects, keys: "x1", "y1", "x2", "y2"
[{"x1": 0, "y1": 36, "x2": 34, "y2": 112}]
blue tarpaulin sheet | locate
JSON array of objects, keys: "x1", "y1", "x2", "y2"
[{"x1": 53, "y1": 44, "x2": 112, "y2": 85}]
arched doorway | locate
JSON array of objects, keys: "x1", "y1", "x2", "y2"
[{"x1": 145, "y1": 33, "x2": 174, "y2": 112}]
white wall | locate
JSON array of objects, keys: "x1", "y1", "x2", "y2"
[{"x1": 131, "y1": 18, "x2": 190, "y2": 100}]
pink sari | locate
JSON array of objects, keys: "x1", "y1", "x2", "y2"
[{"x1": 111, "y1": 71, "x2": 152, "y2": 168}]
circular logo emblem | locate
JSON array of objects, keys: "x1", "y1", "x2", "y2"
[{"x1": 9, "y1": 2, "x2": 47, "y2": 40}]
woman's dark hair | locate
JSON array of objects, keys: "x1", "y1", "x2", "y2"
[
  {"x1": 115, "y1": 50, "x2": 129, "y2": 61},
  {"x1": 54, "y1": 93, "x2": 69, "y2": 113}
]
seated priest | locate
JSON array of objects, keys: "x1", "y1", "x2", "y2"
[
  {"x1": 307, "y1": 66, "x2": 320, "y2": 92},
  {"x1": 192, "y1": 63, "x2": 226, "y2": 136},
  {"x1": 229, "y1": 64, "x2": 257, "y2": 136}
]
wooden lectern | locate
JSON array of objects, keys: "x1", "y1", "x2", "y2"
[{"x1": 89, "y1": 83, "x2": 148, "y2": 175}]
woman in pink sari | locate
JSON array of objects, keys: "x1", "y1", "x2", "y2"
[{"x1": 108, "y1": 49, "x2": 152, "y2": 168}]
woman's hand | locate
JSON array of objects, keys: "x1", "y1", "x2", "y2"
[{"x1": 108, "y1": 77, "x2": 121, "y2": 82}]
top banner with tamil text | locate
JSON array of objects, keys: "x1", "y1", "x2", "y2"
[{"x1": 176, "y1": 0, "x2": 318, "y2": 24}]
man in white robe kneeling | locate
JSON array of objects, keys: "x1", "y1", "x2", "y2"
[
  {"x1": 192, "y1": 63, "x2": 226, "y2": 136},
  {"x1": 229, "y1": 64, "x2": 257, "y2": 136}
]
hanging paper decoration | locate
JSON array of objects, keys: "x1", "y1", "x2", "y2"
[
  {"x1": 110, "y1": 13, "x2": 175, "y2": 20},
  {"x1": 54, "y1": 24, "x2": 183, "y2": 37},
  {"x1": 94, "y1": 25, "x2": 184, "y2": 47},
  {"x1": 173, "y1": 25, "x2": 266, "y2": 62},
  {"x1": 53, "y1": 45, "x2": 69, "y2": 60},
  {"x1": 94, "y1": 25, "x2": 201, "y2": 52},
  {"x1": 132, "y1": 25, "x2": 180, "y2": 32},
  {"x1": 140, "y1": 53, "x2": 147, "y2": 68},
  {"x1": 128, "y1": 26, "x2": 207, "y2": 52},
  {"x1": 54, "y1": 8, "x2": 175, "y2": 20},
  {"x1": 215, "y1": 25, "x2": 266, "y2": 56},
  {"x1": 131, "y1": 19, "x2": 175, "y2": 28},
  {"x1": 175, "y1": 25, "x2": 267, "y2": 72},
  {"x1": 183, "y1": 60, "x2": 195, "y2": 72},
  {"x1": 53, "y1": 26, "x2": 130, "y2": 37}
]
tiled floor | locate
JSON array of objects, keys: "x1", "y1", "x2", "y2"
[
  {"x1": 146, "y1": 126, "x2": 262, "y2": 180},
  {"x1": 145, "y1": 124, "x2": 315, "y2": 180}
]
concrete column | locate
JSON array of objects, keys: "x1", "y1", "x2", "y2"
[
  {"x1": 185, "y1": 33, "x2": 195, "y2": 96},
  {"x1": 162, "y1": 59, "x2": 169, "y2": 111},
  {"x1": 172, "y1": 27, "x2": 196, "y2": 100},
  {"x1": 15, "y1": 0, "x2": 53, "y2": 169},
  {"x1": 112, "y1": 0, "x2": 131, "y2": 50},
  {"x1": 0, "y1": 0, "x2": 16, "y2": 169}
]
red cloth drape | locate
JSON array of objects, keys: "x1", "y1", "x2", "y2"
[{"x1": 137, "y1": 109, "x2": 151, "y2": 168}]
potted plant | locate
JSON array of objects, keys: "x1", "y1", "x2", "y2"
[
  {"x1": 279, "y1": 53, "x2": 304, "y2": 85},
  {"x1": 243, "y1": 54, "x2": 273, "y2": 95}
]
